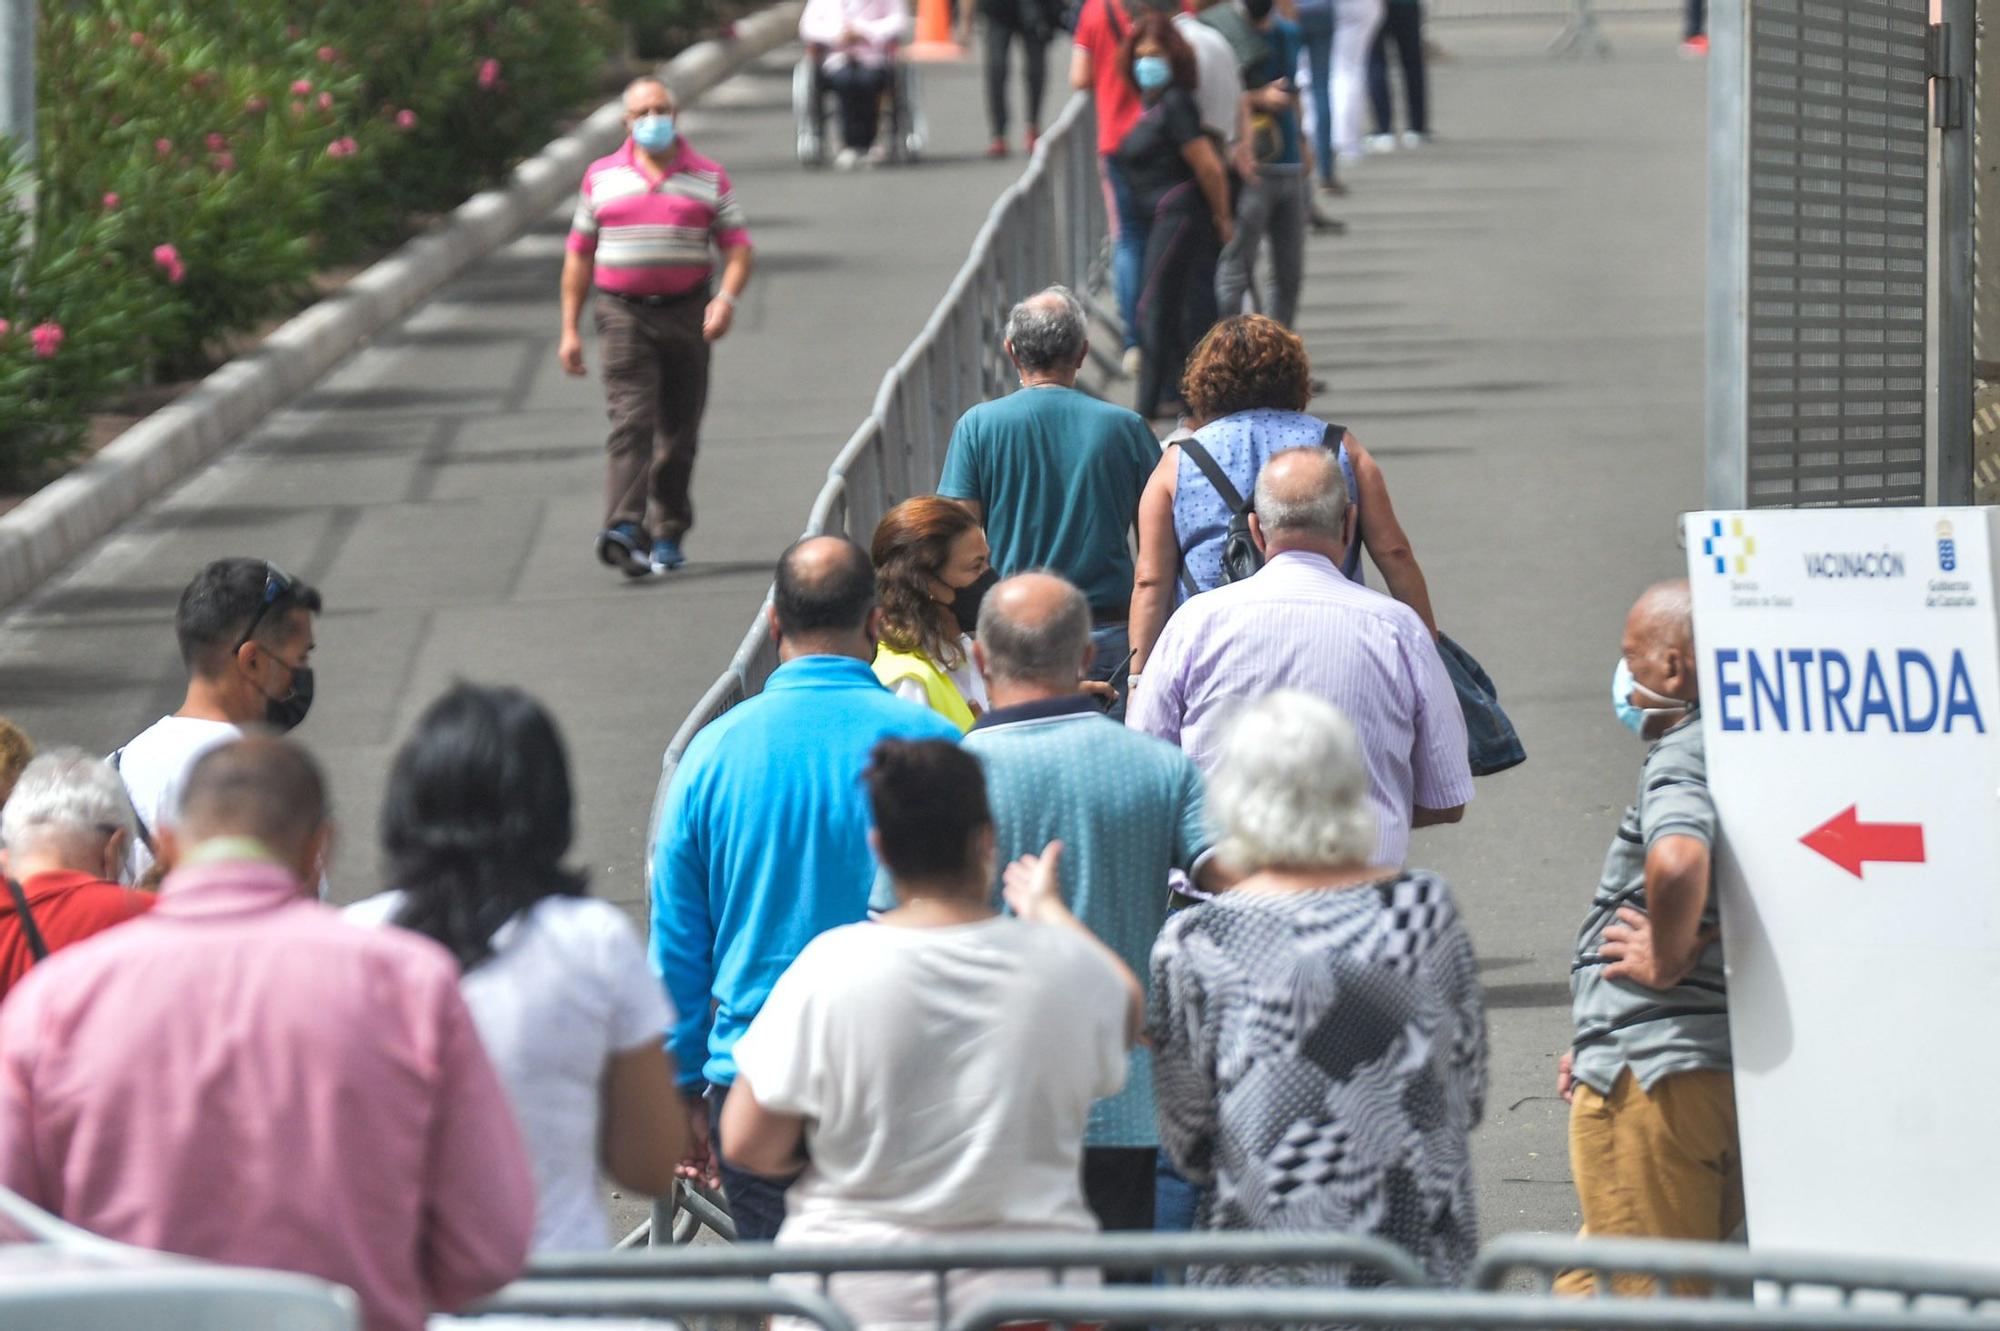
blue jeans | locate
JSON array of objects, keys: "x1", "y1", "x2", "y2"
[
  {"x1": 707, "y1": 1086, "x2": 788, "y2": 1241},
  {"x1": 1089, "y1": 621, "x2": 1131, "y2": 720},
  {"x1": 1154, "y1": 1149, "x2": 1200, "y2": 1233},
  {"x1": 1298, "y1": 6, "x2": 1337, "y2": 185},
  {"x1": 1102, "y1": 155, "x2": 1151, "y2": 351}
]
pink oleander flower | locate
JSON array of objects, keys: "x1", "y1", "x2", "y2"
[
  {"x1": 154, "y1": 137, "x2": 173, "y2": 157},
  {"x1": 30, "y1": 323, "x2": 63, "y2": 359},
  {"x1": 0, "y1": 319, "x2": 10, "y2": 338},
  {"x1": 153, "y1": 244, "x2": 186, "y2": 284},
  {"x1": 129, "y1": 31, "x2": 147, "y2": 47},
  {"x1": 206, "y1": 132, "x2": 228, "y2": 151},
  {"x1": 291, "y1": 100, "x2": 307, "y2": 116},
  {"x1": 102, "y1": 192, "x2": 120, "y2": 210},
  {"x1": 286, "y1": 24, "x2": 302, "y2": 38},
  {"x1": 395, "y1": 108, "x2": 418, "y2": 130},
  {"x1": 317, "y1": 45, "x2": 338, "y2": 62},
  {"x1": 317, "y1": 91, "x2": 334, "y2": 111},
  {"x1": 247, "y1": 94, "x2": 268, "y2": 113},
  {"x1": 477, "y1": 58, "x2": 501, "y2": 89},
  {"x1": 291, "y1": 78, "x2": 313, "y2": 95},
  {"x1": 326, "y1": 136, "x2": 359, "y2": 158},
  {"x1": 212, "y1": 151, "x2": 237, "y2": 172}
]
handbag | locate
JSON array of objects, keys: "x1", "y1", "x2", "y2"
[{"x1": 1436, "y1": 633, "x2": 1526, "y2": 777}]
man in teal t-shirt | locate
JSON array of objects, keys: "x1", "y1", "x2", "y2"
[{"x1": 938, "y1": 287, "x2": 1160, "y2": 704}]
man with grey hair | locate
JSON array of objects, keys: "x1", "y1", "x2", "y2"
[
  {"x1": 0, "y1": 749, "x2": 151, "y2": 999},
  {"x1": 943, "y1": 570, "x2": 1225, "y2": 1234},
  {"x1": 939, "y1": 286, "x2": 1161, "y2": 709},
  {"x1": 1129, "y1": 446, "x2": 1472, "y2": 866}
]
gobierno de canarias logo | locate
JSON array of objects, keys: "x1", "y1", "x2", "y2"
[{"x1": 1703, "y1": 517, "x2": 1754, "y2": 576}]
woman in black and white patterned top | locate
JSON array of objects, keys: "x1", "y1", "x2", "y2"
[{"x1": 1148, "y1": 689, "x2": 1487, "y2": 1285}]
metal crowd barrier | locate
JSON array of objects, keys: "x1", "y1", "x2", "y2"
[
  {"x1": 472, "y1": 1278, "x2": 857, "y2": 1330},
  {"x1": 531, "y1": 1231, "x2": 1426, "y2": 1323},
  {"x1": 943, "y1": 1288, "x2": 2000, "y2": 1331},
  {"x1": 1473, "y1": 1235, "x2": 2000, "y2": 1307},
  {"x1": 638, "y1": 87, "x2": 1109, "y2": 1246}
]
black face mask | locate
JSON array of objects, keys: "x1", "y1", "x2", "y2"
[
  {"x1": 950, "y1": 568, "x2": 1000, "y2": 635},
  {"x1": 265, "y1": 663, "x2": 315, "y2": 733}
]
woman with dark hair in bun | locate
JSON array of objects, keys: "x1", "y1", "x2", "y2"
[
  {"x1": 346, "y1": 682, "x2": 689, "y2": 1252},
  {"x1": 722, "y1": 738, "x2": 1139, "y2": 1329}
]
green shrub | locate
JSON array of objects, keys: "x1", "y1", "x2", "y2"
[{"x1": 2, "y1": 0, "x2": 625, "y2": 482}]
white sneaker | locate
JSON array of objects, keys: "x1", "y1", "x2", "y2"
[
  {"x1": 1121, "y1": 346, "x2": 1142, "y2": 377},
  {"x1": 1362, "y1": 133, "x2": 1397, "y2": 154},
  {"x1": 1400, "y1": 130, "x2": 1431, "y2": 148},
  {"x1": 867, "y1": 142, "x2": 892, "y2": 165},
  {"x1": 834, "y1": 147, "x2": 861, "y2": 171}
]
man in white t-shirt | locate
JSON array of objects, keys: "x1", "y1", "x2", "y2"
[
  {"x1": 1173, "y1": 0, "x2": 1252, "y2": 178},
  {"x1": 115, "y1": 558, "x2": 322, "y2": 883}
]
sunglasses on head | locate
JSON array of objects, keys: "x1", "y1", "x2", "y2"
[{"x1": 234, "y1": 562, "x2": 300, "y2": 652}]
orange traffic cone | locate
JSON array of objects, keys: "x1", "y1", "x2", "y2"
[{"x1": 906, "y1": 0, "x2": 966, "y2": 61}]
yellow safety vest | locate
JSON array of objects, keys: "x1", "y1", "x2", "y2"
[{"x1": 872, "y1": 644, "x2": 976, "y2": 733}]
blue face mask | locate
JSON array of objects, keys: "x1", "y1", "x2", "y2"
[
  {"x1": 1134, "y1": 55, "x2": 1173, "y2": 92},
  {"x1": 632, "y1": 113, "x2": 677, "y2": 152},
  {"x1": 1613, "y1": 657, "x2": 1690, "y2": 737}
]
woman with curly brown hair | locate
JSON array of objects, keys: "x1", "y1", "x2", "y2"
[
  {"x1": 870, "y1": 497, "x2": 993, "y2": 731},
  {"x1": 1128, "y1": 315, "x2": 1437, "y2": 673}
]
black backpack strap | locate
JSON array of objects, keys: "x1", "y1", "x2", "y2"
[
  {"x1": 5, "y1": 876, "x2": 50, "y2": 964},
  {"x1": 109, "y1": 748, "x2": 156, "y2": 855},
  {"x1": 1176, "y1": 439, "x2": 1249, "y2": 598},
  {"x1": 1322, "y1": 422, "x2": 1346, "y2": 448},
  {"x1": 1180, "y1": 439, "x2": 1249, "y2": 513}
]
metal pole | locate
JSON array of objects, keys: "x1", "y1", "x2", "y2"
[
  {"x1": 1936, "y1": 0, "x2": 1976, "y2": 504},
  {"x1": 1, "y1": 0, "x2": 33, "y2": 222},
  {"x1": 1705, "y1": 0, "x2": 1749, "y2": 509}
]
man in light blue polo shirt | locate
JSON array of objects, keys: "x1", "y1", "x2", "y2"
[
  {"x1": 650, "y1": 536, "x2": 959, "y2": 1240},
  {"x1": 964, "y1": 572, "x2": 1227, "y2": 1234}
]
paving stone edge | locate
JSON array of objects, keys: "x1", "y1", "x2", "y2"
[{"x1": 0, "y1": 2, "x2": 805, "y2": 613}]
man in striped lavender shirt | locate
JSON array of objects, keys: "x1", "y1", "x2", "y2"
[
  {"x1": 560, "y1": 77, "x2": 755, "y2": 578},
  {"x1": 1127, "y1": 447, "x2": 1471, "y2": 865}
]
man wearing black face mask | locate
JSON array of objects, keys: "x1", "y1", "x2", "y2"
[{"x1": 112, "y1": 558, "x2": 322, "y2": 884}]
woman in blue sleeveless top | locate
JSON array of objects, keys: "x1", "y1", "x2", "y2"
[{"x1": 1129, "y1": 315, "x2": 1438, "y2": 670}]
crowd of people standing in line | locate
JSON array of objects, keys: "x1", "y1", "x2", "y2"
[{"x1": 0, "y1": 277, "x2": 1735, "y2": 1329}]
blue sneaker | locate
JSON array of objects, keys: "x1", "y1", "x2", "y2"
[
  {"x1": 650, "y1": 537, "x2": 686, "y2": 572},
  {"x1": 596, "y1": 522, "x2": 651, "y2": 578}
]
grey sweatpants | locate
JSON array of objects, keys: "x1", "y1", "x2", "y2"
[{"x1": 1215, "y1": 165, "x2": 1307, "y2": 330}]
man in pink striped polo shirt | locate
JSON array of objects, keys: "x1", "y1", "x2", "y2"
[{"x1": 560, "y1": 76, "x2": 755, "y2": 577}]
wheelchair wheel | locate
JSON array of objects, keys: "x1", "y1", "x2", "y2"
[
  {"x1": 792, "y1": 56, "x2": 826, "y2": 167},
  {"x1": 895, "y1": 63, "x2": 926, "y2": 162}
]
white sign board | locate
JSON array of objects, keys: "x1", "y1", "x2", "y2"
[{"x1": 1687, "y1": 509, "x2": 2000, "y2": 1264}]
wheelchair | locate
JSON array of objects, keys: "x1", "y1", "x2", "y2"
[{"x1": 792, "y1": 45, "x2": 927, "y2": 167}]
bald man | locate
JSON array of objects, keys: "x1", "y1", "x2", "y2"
[
  {"x1": 950, "y1": 572, "x2": 1224, "y2": 1232},
  {"x1": 649, "y1": 536, "x2": 960, "y2": 1239},
  {"x1": 562, "y1": 75, "x2": 755, "y2": 578},
  {"x1": 1129, "y1": 447, "x2": 1472, "y2": 865},
  {"x1": 0, "y1": 737, "x2": 534, "y2": 1331},
  {"x1": 1556, "y1": 579, "x2": 1739, "y2": 1290}
]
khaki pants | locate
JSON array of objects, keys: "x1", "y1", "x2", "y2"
[
  {"x1": 1554, "y1": 1067, "x2": 1744, "y2": 1297},
  {"x1": 595, "y1": 290, "x2": 710, "y2": 542}
]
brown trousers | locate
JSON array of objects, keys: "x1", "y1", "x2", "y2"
[
  {"x1": 595, "y1": 290, "x2": 710, "y2": 541},
  {"x1": 1554, "y1": 1067, "x2": 1745, "y2": 1296}
]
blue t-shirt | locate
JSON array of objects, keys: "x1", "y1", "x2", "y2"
[
  {"x1": 1255, "y1": 17, "x2": 1304, "y2": 167},
  {"x1": 938, "y1": 386, "x2": 1161, "y2": 613},
  {"x1": 649, "y1": 655, "x2": 961, "y2": 1089}
]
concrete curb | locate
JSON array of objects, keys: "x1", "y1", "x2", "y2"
[{"x1": 0, "y1": 2, "x2": 804, "y2": 612}]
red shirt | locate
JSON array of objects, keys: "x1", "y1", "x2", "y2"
[
  {"x1": 1074, "y1": 0, "x2": 1144, "y2": 153},
  {"x1": 0, "y1": 870, "x2": 154, "y2": 1001}
]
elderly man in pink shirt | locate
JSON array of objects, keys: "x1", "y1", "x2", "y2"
[
  {"x1": 559, "y1": 75, "x2": 755, "y2": 579},
  {"x1": 0, "y1": 736, "x2": 535, "y2": 1331}
]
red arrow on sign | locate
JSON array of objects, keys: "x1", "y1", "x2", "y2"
[{"x1": 1800, "y1": 806, "x2": 1926, "y2": 878}]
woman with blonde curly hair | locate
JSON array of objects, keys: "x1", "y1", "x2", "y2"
[
  {"x1": 1128, "y1": 315, "x2": 1437, "y2": 672},
  {"x1": 870, "y1": 497, "x2": 993, "y2": 731}
]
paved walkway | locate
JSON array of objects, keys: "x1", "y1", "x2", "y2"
[{"x1": 0, "y1": 17, "x2": 1707, "y2": 1241}]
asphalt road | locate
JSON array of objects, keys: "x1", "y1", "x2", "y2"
[{"x1": 0, "y1": 18, "x2": 1707, "y2": 1243}]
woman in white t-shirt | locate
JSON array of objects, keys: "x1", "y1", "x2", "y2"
[
  {"x1": 347, "y1": 684, "x2": 688, "y2": 1252},
  {"x1": 723, "y1": 738, "x2": 1141, "y2": 1330}
]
